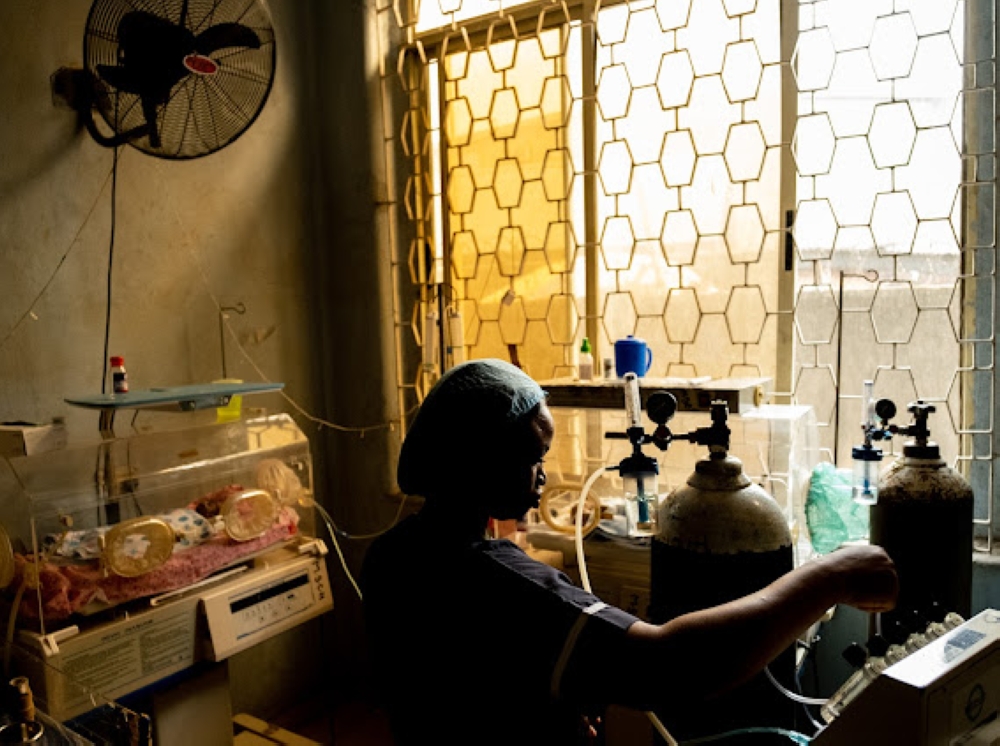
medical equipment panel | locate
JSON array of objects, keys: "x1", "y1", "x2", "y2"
[{"x1": 813, "y1": 608, "x2": 1000, "y2": 745}]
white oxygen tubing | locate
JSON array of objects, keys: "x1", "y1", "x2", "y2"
[
  {"x1": 313, "y1": 501, "x2": 364, "y2": 601},
  {"x1": 572, "y1": 465, "x2": 680, "y2": 746},
  {"x1": 765, "y1": 665, "x2": 828, "y2": 706},
  {"x1": 573, "y1": 466, "x2": 607, "y2": 594}
]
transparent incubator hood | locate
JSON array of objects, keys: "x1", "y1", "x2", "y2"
[{"x1": 0, "y1": 414, "x2": 316, "y2": 635}]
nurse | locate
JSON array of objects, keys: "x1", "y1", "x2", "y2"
[{"x1": 361, "y1": 359, "x2": 897, "y2": 746}]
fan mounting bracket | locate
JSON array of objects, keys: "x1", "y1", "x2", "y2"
[{"x1": 50, "y1": 67, "x2": 153, "y2": 148}]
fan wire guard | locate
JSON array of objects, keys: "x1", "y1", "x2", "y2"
[{"x1": 84, "y1": 0, "x2": 276, "y2": 159}]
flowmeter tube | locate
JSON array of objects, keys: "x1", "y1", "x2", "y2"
[
  {"x1": 623, "y1": 372, "x2": 642, "y2": 429},
  {"x1": 852, "y1": 380, "x2": 883, "y2": 505}
]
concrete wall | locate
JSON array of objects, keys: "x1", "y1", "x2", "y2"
[{"x1": 0, "y1": 0, "x2": 403, "y2": 724}]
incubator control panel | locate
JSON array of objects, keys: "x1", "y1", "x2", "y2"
[{"x1": 201, "y1": 544, "x2": 333, "y2": 660}]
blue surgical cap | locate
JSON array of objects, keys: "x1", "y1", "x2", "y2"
[{"x1": 396, "y1": 359, "x2": 547, "y2": 498}]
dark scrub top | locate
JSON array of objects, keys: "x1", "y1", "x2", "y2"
[{"x1": 361, "y1": 512, "x2": 639, "y2": 746}]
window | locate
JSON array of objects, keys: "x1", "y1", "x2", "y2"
[{"x1": 388, "y1": 0, "x2": 997, "y2": 552}]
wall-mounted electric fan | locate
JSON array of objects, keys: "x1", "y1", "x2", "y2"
[{"x1": 69, "y1": 0, "x2": 276, "y2": 159}]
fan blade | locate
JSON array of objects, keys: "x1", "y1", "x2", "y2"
[
  {"x1": 105, "y1": 11, "x2": 193, "y2": 98},
  {"x1": 142, "y1": 97, "x2": 162, "y2": 149},
  {"x1": 117, "y1": 11, "x2": 192, "y2": 52},
  {"x1": 195, "y1": 23, "x2": 261, "y2": 55},
  {"x1": 96, "y1": 64, "x2": 146, "y2": 95}
]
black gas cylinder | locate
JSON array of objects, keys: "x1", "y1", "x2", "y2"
[
  {"x1": 650, "y1": 452, "x2": 796, "y2": 741},
  {"x1": 870, "y1": 403, "x2": 973, "y2": 634}
]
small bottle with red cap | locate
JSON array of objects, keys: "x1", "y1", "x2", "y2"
[{"x1": 110, "y1": 356, "x2": 129, "y2": 394}]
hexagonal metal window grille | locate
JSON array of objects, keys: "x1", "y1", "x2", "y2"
[
  {"x1": 596, "y1": 4, "x2": 629, "y2": 46},
  {"x1": 688, "y1": 235, "x2": 744, "y2": 314},
  {"x1": 871, "y1": 282, "x2": 920, "y2": 344},
  {"x1": 602, "y1": 292, "x2": 638, "y2": 342},
  {"x1": 792, "y1": 114, "x2": 835, "y2": 177},
  {"x1": 897, "y1": 35, "x2": 962, "y2": 129},
  {"x1": 722, "y1": 41, "x2": 762, "y2": 102},
  {"x1": 499, "y1": 295, "x2": 528, "y2": 345},
  {"x1": 870, "y1": 13, "x2": 918, "y2": 80},
  {"x1": 493, "y1": 158, "x2": 524, "y2": 209},
  {"x1": 792, "y1": 27, "x2": 836, "y2": 92},
  {"x1": 816, "y1": 50, "x2": 890, "y2": 138},
  {"x1": 619, "y1": 7, "x2": 671, "y2": 89},
  {"x1": 832, "y1": 226, "x2": 878, "y2": 279},
  {"x1": 401, "y1": 0, "x2": 988, "y2": 538},
  {"x1": 505, "y1": 38, "x2": 547, "y2": 109},
  {"x1": 723, "y1": 0, "x2": 757, "y2": 16},
  {"x1": 727, "y1": 286, "x2": 767, "y2": 343},
  {"x1": 444, "y1": 97, "x2": 474, "y2": 147},
  {"x1": 794, "y1": 365, "x2": 839, "y2": 426},
  {"x1": 724, "y1": 122, "x2": 766, "y2": 182},
  {"x1": 868, "y1": 102, "x2": 917, "y2": 168},
  {"x1": 596, "y1": 64, "x2": 632, "y2": 121},
  {"x1": 546, "y1": 294, "x2": 579, "y2": 346},
  {"x1": 447, "y1": 164, "x2": 477, "y2": 214},
  {"x1": 898, "y1": 128, "x2": 960, "y2": 219},
  {"x1": 687, "y1": 155, "x2": 742, "y2": 234},
  {"x1": 619, "y1": 87, "x2": 676, "y2": 166},
  {"x1": 655, "y1": 51, "x2": 695, "y2": 109},
  {"x1": 541, "y1": 148, "x2": 574, "y2": 202},
  {"x1": 821, "y1": 137, "x2": 890, "y2": 226},
  {"x1": 871, "y1": 192, "x2": 918, "y2": 256},
  {"x1": 539, "y1": 76, "x2": 574, "y2": 130},
  {"x1": 684, "y1": 76, "x2": 741, "y2": 156},
  {"x1": 664, "y1": 287, "x2": 700, "y2": 343},
  {"x1": 656, "y1": 0, "x2": 692, "y2": 31},
  {"x1": 725, "y1": 204, "x2": 765, "y2": 263},
  {"x1": 826, "y1": 0, "x2": 881, "y2": 53},
  {"x1": 486, "y1": 30, "x2": 517, "y2": 72},
  {"x1": 680, "y1": 0, "x2": 738, "y2": 77},
  {"x1": 489, "y1": 88, "x2": 521, "y2": 140},
  {"x1": 599, "y1": 140, "x2": 634, "y2": 195},
  {"x1": 795, "y1": 285, "x2": 839, "y2": 345},
  {"x1": 793, "y1": 200, "x2": 838, "y2": 261},
  {"x1": 601, "y1": 216, "x2": 636, "y2": 271},
  {"x1": 452, "y1": 230, "x2": 480, "y2": 279},
  {"x1": 543, "y1": 221, "x2": 576, "y2": 275},
  {"x1": 441, "y1": 31, "x2": 471, "y2": 80},
  {"x1": 660, "y1": 130, "x2": 697, "y2": 187},
  {"x1": 496, "y1": 226, "x2": 527, "y2": 277}
]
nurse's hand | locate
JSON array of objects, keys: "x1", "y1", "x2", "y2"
[{"x1": 818, "y1": 544, "x2": 899, "y2": 613}]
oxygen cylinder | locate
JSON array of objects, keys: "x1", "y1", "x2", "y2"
[
  {"x1": 869, "y1": 401, "x2": 973, "y2": 635},
  {"x1": 649, "y1": 406, "x2": 795, "y2": 740}
]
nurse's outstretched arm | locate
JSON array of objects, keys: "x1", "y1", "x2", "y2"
[{"x1": 602, "y1": 544, "x2": 898, "y2": 709}]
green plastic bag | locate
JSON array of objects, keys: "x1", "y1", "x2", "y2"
[{"x1": 805, "y1": 462, "x2": 870, "y2": 554}]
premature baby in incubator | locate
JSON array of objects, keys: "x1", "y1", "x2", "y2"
[{"x1": 10, "y1": 459, "x2": 306, "y2": 622}]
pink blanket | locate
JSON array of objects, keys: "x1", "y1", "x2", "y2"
[{"x1": 12, "y1": 508, "x2": 299, "y2": 623}]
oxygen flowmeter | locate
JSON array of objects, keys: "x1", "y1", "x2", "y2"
[
  {"x1": 603, "y1": 373, "x2": 733, "y2": 536},
  {"x1": 603, "y1": 374, "x2": 662, "y2": 536}
]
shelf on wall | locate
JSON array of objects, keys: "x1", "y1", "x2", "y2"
[
  {"x1": 536, "y1": 377, "x2": 770, "y2": 414},
  {"x1": 64, "y1": 382, "x2": 284, "y2": 412}
]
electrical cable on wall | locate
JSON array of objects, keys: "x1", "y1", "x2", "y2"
[
  {"x1": 100, "y1": 145, "x2": 121, "y2": 394},
  {"x1": 0, "y1": 161, "x2": 118, "y2": 355}
]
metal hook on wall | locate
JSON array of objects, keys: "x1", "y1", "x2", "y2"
[{"x1": 219, "y1": 302, "x2": 247, "y2": 379}]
